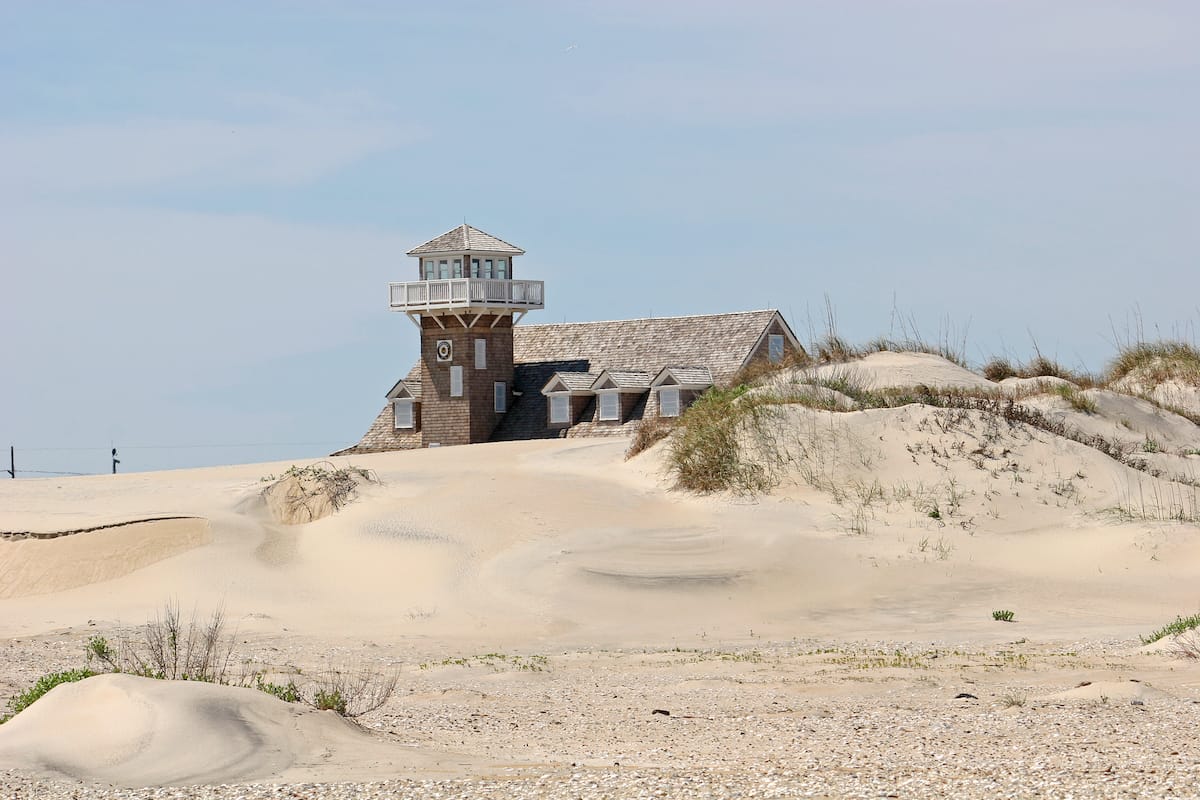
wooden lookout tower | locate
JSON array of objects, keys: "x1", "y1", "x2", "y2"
[{"x1": 387, "y1": 224, "x2": 545, "y2": 447}]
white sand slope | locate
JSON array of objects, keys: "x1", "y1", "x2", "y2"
[
  {"x1": 0, "y1": 674, "x2": 475, "y2": 786},
  {"x1": 798, "y1": 351, "x2": 996, "y2": 392}
]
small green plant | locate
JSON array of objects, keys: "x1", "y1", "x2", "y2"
[
  {"x1": 1142, "y1": 437, "x2": 1161, "y2": 454},
  {"x1": 311, "y1": 687, "x2": 347, "y2": 715},
  {"x1": 254, "y1": 676, "x2": 302, "y2": 703},
  {"x1": 993, "y1": 609, "x2": 1015, "y2": 622},
  {"x1": 1141, "y1": 612, "x2": 1200, "y2": 644},
  {"x1": 2, "y1": 669, "x2": 96, "y2": 723}
]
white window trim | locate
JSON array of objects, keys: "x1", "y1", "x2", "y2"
[
  {"x1": 549, "y1": 394, "x2": 570, "y2": 424},
  {"x1": 494, "y1": 382, "x2": 507, "y2": 413},
  {"x1": 475, "y1": 338, "x2": 487, "y2": 369},
  {"x1": 450, "y1": 365, "x2": 463, "y2": 397},
  {"x1": 659, "y1": 387, "x2": 681, "y2": 418},
  {"x1": 393, "y1": 398, "x2": 414, "y2": 429},
  {"x1": 598, "y1": 391, "x2": 620, "y2": 422}
]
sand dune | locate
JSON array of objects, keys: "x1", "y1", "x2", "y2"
[{"x1": 0, "y1": 673, "x2": 475, "y2": 786}]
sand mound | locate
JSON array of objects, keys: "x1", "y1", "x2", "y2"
[
  {"x1": 1040, "y1": 680, "x2": 1174, "y2": 704},
  {"x1": 261, "y1": 464, "x2": 377, "y2": 525},
  {"x1": 0, "y1": 518, "x2": 210, "y2": 599},
  {"x1": 0, "y1": 673, "x2": 466, "y2": 786},
  {"x1": 800, "y1": 351, "x2": 995, "y2": 392}
]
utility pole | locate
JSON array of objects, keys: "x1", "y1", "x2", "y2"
[
  {"x1": 6, "y1": 446, "x2": 13, "y2": 479},
  {"x1": 111, "y1": 447, "x2": 120, "y2": 475}
]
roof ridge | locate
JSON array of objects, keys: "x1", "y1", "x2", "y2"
[{"x1": 516, "y1": 309, "x2": 779, "y2": 329}]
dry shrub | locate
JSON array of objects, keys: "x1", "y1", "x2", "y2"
[
  {"x1": 87, "y1": 601, "x2": 235, "y2": 683},
  {"x1": 304, "y1": 664, "x2": 399, "y2": 717},
  {"x1": 626, "y1": 416, "x2": 674, "y2": 459}
]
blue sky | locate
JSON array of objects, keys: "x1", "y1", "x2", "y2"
[{"x1": 2, "y1": 1, "x2": 1198, "y2": 475}]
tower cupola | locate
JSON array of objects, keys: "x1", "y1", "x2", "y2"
[{"x1": 389, "y1": 223, "x2": 543, "y2": 324}]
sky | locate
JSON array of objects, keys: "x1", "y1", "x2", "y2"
[{"x1": 2, "y1": 1, "x2": 1198, "y2": 476}]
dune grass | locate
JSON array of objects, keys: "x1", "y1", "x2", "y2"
[
  {"x1": 664, "y1": 386, "x2": 784, "y2": 494},
  {"x1": 1108, "y1": 341, "x2": 1200, "y2": 385},
  {"x1": 1141, "y1": 612, "x2": 1200, "y2": 645}
]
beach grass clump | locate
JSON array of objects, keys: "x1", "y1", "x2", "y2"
[
  {"x1": 1054, "y1": 383, "x2": 1097, "y2": 414},
  {"x1": 992, "y1": 609, "x2": 1015, "y2": 622},
  {"x1": 626, "y1": 416, "x2": 675, "y2": 459},
  {"x1": 665, "y1": 386, "x2": 782, "y2": 495},
  {"x1": 0, "y1": 669, "x2": 97, "y2": 723},
  {"x1": 1141, "y1": 612, "x2": 1200, "y2": 645},
  {"x1": 982, "y1": 357, "x2": 1018, "y2": 382},
  {"x1": 1108, "y1": 341, "x2": 1200, "y2": 385}
]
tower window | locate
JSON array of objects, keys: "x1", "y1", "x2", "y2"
[
  {"x1": 483, "y1": 259, "x2": 493, "y2": 278},
  {"x1": 550, "y1": 394, "x2": 570, "y2": 424},
  {"x1": 768, "y1": 334, "x2": 784, "y2": 363},
  {"x1": 475, "y1": 338, "x2": 486, "y2": 369},
  {"x1": 496, "y1": 259, "x2": 508, "y2": 279},
  {"x1": 598, "y1": 392, "x2": 620, "y2": 421},
  {"x1": 471, "y1": 258, "x2": 480, "y2": 278},
  {"x1": 424, "y1": 260, "x2": 435, "y2": 280},
  {"x1": 438, "y1": 260, "x2": 450, "y2": 279},
  {"x1": 452, "y1": 259, "x2": 463, "y2": 278},
  {"x1": 450, "y1": 366, "x2": 463, "y2": 397},
  {"x1": 494, "y1": 382, "x2": 507, "y2": 413}
]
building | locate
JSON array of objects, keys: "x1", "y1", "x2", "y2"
[{"x1": 336, "y1": 225, "x2": 803, "y2": 453}]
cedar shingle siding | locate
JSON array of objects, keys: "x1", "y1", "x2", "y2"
[{"x1": 336, "y1": 310, "x2": 801, "y2": 453}]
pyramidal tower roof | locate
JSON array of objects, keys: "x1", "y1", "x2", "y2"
[{"x1": 406, "y1": 224, "x2": 525, "y2": 256}]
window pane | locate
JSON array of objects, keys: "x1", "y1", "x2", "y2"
[
  {"x1": 494, "y1": 382, "x2": 506, "y2": 413},
  {"x1": 496, "y1": 259, "x2": 508, "y2": 279},
  {"x1": 450, "y1": 366, "x2": 463, "y2": 397},
  {"x1": 439, "y1": 260, "x2": 450, "y2": 279},
  {"x1": 394, "y1": 399, "x2": 413, "y2": 429},
  {"x1": 484, "y1": 259, "x2": 493, "y2": 278},
  {"x1": 452, "y1": 259, "x2": 463, "y2": 278},
  {"x1": 471, "y1": 259, "x2": 480, "y2": 278},
  {"x1": 424, "y1": 260, "x2": 435, "y2": 280},
  {"x1": 550, "y1": 394, "x2": 569, "y2": 424},
  {"x1": 475, "y1": 338, "x2": 486, "y2": 369},
  {"x1": 768, "y1": 334, "x2": 784, "y2": 363},
  {"x1": 660, "y1": 388, "x2": 680, "y2": 417},
  {"x1": 599, "y1": 393, "x2": 619, "y2": 421}
]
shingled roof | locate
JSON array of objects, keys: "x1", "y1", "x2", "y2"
[
  {"x1": 512, "y1": 309, "x2": 791, "y2": 384},
  {"x1": 406, "y1": 224, "x2": 525, "y2": 256}
]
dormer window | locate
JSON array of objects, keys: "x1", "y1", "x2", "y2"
[
  {"x1": 393, "y1": 399, "x2": 414, "y2": 429},
  {"x1": 659, "y1": 387, "x2": 681, "y2": 417},
  {"x1": 598, "y1": 392, "x2": 620, "y2": 421}
]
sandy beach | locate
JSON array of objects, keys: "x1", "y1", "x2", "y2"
[{"x1": 2, "y1": 353, "x2": 1199, "y2": 799}]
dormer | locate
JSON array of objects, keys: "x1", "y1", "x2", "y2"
[
  {"x1": 589, "y1": 369, "x2": 651, "y2": 423},
  {"x1": 385, "y1": 376, "x2": 422, "y2": 430},
  {"x1": 540, "y1": 371, "x2": 599, "y2": 428},
  {"x1": 650, "y1": 366, "x2": 713, "y2": 418}
]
